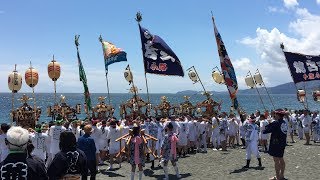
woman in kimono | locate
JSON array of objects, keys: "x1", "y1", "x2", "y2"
[{"x1": 128, "y1": 124, "x2": 145, "y2": 180}]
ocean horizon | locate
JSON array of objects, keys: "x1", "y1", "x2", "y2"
[{"x1": 0, "y1": 92, "x2": 316, "y2": 124}]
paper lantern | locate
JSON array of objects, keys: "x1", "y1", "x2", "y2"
[
  {"x1": 188, "y1": 70, "x2": 198, "y2": 83},
  {"x1": 25, "y1": 67, "x2": 39, "y2": 88},
  {"x1": 124, "y1": 69, "x2": 133, "y2": 84},
  {"x1": 48, "y1": 60, "x2": 61, "y2": 81},
  {"x1": 253, "y1": 72, "x2": 263, "y2": 86},
  {"x1": 8, "y1": 68, "x2": 22, "y2": 93},
  {"x1": 313, "y1": 90, "x2": 320, "y2": 102},
  {"x1": 245, "y1": 75, "x2": 255, "y2": 89},
  {"x1": 297, "y1": 89, "x2": 306, "y2": 102},
  {"x1": 212, "y1": 71, "x2": 223, "y2": 84}
]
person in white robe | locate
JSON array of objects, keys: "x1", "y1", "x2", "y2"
[
  {"x1": 227, "y1": 115, "x2": 238, "y2": 148},
  {"x1": 259, "y1": 115, "x2": 269, "y2": 152},
  {"x1": 107, "y1": 120, "x2": 122, "y2": 170},
  {"x1": 243, "y1": 117, "x2": 262, "y2": 168},
  {"x1": 30, "y1": 124, "x2": 50, "y2": 162},
  {"x1": 99, "y1": 120, "x2": 109, "y2": 164},
  {"x1": 197, "y1": 118, "x2": 208, "y2": 153},
  {"x1": 300, "y1": 110, "x2": 312, "y2": 145},
  {"x1": 211, "y1": 116, "x2": 220, "y2": 150},
  {"x1": 187, "y1": 118, "x2": 197, "y2": 153},
  {"x1": 49, "y1": 120, "x2": 66, "y2": 159},
  {"x1": 177, "y1": 117, "x2": 189, "y2": 157}
]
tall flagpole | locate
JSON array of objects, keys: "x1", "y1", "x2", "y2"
[
  {"x1": 136, "y1": 12, "x2": 151, "y2": 103},
  {"x1": 280, "y1": 43, "x2": 308, "y2": 109},
  {"x1": 75, "y1": 35, "x2": 91, "y2": 118},
  {"x1": 29, "y1": 61, "x2": 37, "y2": 119},
  {"x1": 99, "y1": 35, "x2": 111, "y2": 105}
]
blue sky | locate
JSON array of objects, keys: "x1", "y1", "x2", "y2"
[{"x1": 0, "y1": 0, "x2": 319, "y2": 93}]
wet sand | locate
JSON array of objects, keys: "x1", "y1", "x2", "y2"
[{"x1": 96, "y1": 137, "x2": 320, "y2": 180}]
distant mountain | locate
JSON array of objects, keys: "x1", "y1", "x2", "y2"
[{"x1": 176, "y1": 81, "x2": 320, "y2": 95}]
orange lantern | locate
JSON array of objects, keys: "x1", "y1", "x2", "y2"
[
  {"x1": 25, "y1": 66, "x2": 39, "y2": 88},
  {"x1": 8, "y1": 65, "x2": 22, "y2": 93},
  {"x1": 48, "y1": 58, "x2": 61, "y2": 81}
]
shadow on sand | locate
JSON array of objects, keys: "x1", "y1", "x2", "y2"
[
  {"x1": 230, "y1": 166, "x2": 265, "y2": 174},
  {"x1": 144, "y1": 168, "x2": 191, "y2": 180},
  {"x1": 99, "y1": 169, "x2": 126, "y2": 177}
]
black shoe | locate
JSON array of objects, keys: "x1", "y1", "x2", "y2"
[
  {"x1": 258, "y1": 158, "x2": 262, "y2": 167},
  {"x1": 243, "y1": 160, "x2": 250, "y2": 168}
]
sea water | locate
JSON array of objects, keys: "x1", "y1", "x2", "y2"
[{"x1": 0, "y1": 93, "x2": 317, "y2": 124}]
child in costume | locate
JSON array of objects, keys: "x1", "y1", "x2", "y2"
[
  {"x1": 128, "y1": 124, "x2": 145, "y2": 180},
  {"x1": 161, "y1": 122, "x2": 181, "y2": 180}
]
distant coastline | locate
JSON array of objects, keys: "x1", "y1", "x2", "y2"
[{"x1": 176, "y1": 82, "x2": 320, "y2": 95}]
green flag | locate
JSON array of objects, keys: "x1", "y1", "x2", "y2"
[{"x1": 77, "y1": 47, "x2": 92, "y2": 113}]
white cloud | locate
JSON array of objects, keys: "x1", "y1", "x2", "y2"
[
  {"x1": 241, "y1": 8, "x2": 320, "y2": 65},
  {"x1": 268, "y1": 6, "x2": 287, "y2": 13},
  {"x1": 233, "y1": 58, "x2": 255, "y2": 72},
  {"x1": 240, "y1": 7, "x2": 320, "y2": 87},
  {"x1": 317, "y1": 0, "x2": 320, "y2": 5},
  {"x1": 283, "y1": 0, "x2": 299, "y2": 8}
]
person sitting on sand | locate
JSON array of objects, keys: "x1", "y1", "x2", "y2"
[{"x1": 263, "y1": 109, "x2": 288, "y2": 180}]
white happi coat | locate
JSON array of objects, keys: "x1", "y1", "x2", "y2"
[
  {"x1": 70, "y1": 126, "x2": 80, "y2": 141},
  {"x1": 219, "y1": 118, "x2": 228, "y2": 141},
  {"x1": 178, "y1": 120, "x2": 189, "y2": 146},
  {"x1": 211, "y1": 117, "x2": 220, "y2": 147},
  {"x1": 99, "y1": 125, "x2": 109, "y2": 151},
  {"x1": 259, "y1": 120, "x2": 269, "y2": 140},
  {"x1": 91, "y1": 125, "x2": 102, "y2": 153},
  {"x1": 227, "y1": 119, "x2": 238, "y2": 136},
  {"x1": 155, "y1": 122, "x2": 164, "y2": 150},
  {"x1": 301, "y1": 114, "x2": 312, "y2": 133},
  {"x1": 49, "y1": 125, "x2": 66, "y2": 156},
  {"x1": 187, "y1": 120, "x2": 197, "y2": 142},
  {"x1": 107, "y1": 126, "x2": 121, "y2": 154},
  {"x1": 120, "y1": 125, "x2": 129, "y2": 149},
  {"x1": 244, "y1": 122, "x2": 260, "y2": 160},
  {"x1": 30, "y1": 132, "x2": 49, "y2": 161},
  {"x1": 198, "y1": 121, "x2": 207, "y2": 145}
]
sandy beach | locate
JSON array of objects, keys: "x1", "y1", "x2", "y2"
[{"x1": 96, "y1": 137, "x2": 320, "y2": 180}]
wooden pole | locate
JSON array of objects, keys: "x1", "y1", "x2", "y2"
[
  {"x1": 99, "y1": 35, "x2": 112, "y2": 105},
  {"x1": 187, "y1": 66, "x2": 207, "y2": 93},
  {"x1": 248, "y1": 70, "x2": 267, "y2": 111},
  {"x1": 255, "y1": 68, "x2": 275, "y2": 110},
  {"x1": 75, "y1": 35, "x2": 91, "y2": 119},
  {"x1": 135, "y1": 12, "x2": 151, "y2": 104}
]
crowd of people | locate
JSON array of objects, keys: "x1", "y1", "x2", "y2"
[{"x1": 0, "y1": 108, "x2": 319, "y2": 180}]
